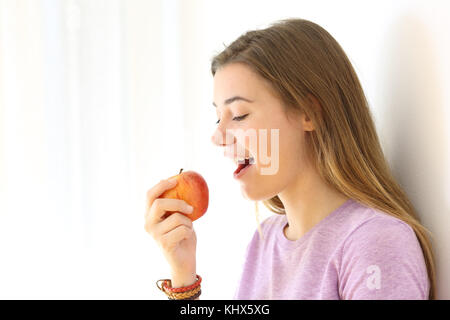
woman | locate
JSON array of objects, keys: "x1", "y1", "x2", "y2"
[{"x1": 145, "y1": 18, "x2": 435, "y2": 300}]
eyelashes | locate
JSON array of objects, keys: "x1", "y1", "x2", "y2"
[{"x1": 216, "y1": 114, "x2": 249, "y2": 124}]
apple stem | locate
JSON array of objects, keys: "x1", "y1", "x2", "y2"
[{"x1": 179, "y1": 168, "x2": 183, "y2": 174}]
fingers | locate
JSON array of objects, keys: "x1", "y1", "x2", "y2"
[
  {"x1": 147, "y1": 198, "x2": 193, "y2": 224},
  {"x1": 145, "y1": 211, "x2": 193, "y2": 246},
  {"x1": 144, "y1": 178, "x2": 195, "y2": 242},
  {"x1": 154, "y1": 212, "x2": 193, "y2": 236},
  {"x1": 145, "y1": 178, "x2": 178, "y2": 213},
  {"x1": 159, "y1": 224, "x2": 194, "y2": 251}
]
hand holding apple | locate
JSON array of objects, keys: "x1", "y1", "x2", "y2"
[{"x1": 145, "y1": 172, "x2": 206, "y2": 288}]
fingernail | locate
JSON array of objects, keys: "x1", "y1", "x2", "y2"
[{"x1": 186, "y1": 205, "x2": 194, "y2": 213}]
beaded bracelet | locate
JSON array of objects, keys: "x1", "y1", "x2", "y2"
[
  {"x1": 166, "y1": 285, "x2": 201, "y2": 300},
  {"x1": 160, "y1": 275, "x2": 202, "y2": 293},
  {"x1": 168, "y1": 289, "x2": 202, "y2": 300},
  {"x1": 156, "y1": 274, "x2": 202, "y2": 300}
]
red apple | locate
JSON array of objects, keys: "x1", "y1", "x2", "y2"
[{"x1": 158, "y1": 169, "x2": 209, "y2": 221}]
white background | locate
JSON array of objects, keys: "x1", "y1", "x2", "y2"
[{"x1": 0, "y1": 0, "x2": 449, "y2": 299}]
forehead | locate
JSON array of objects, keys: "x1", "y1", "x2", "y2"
[{"x1": 213, "y1": 63, "x2": 267, "y2": 102}]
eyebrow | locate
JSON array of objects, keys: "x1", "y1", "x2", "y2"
[{"x1": 212, "y1": 96, "x2": 254, "y2": 108}]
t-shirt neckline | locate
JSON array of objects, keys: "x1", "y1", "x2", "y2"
[{"x1": 276, "y1": 198, "x2": 355, "y2": 249}]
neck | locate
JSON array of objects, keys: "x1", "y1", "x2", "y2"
[{"x1": 278, "y1": 166, "x2": 349, "y2": 241}]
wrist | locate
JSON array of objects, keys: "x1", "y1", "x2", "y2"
[
  {"x1": 170, "y1": 271, "x2": 197, "y2": 288},
  {"x1": 157, "y1": 272, "x2": 202, "y2": 300}
]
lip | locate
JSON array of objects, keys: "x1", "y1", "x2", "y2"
[{"x1": 233, "y1": 163, "x2": 254, "y2": 180}]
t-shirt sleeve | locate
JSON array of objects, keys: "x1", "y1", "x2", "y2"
[{"x1": 338, "y1": 216, "x2": 430, "y2": 300}]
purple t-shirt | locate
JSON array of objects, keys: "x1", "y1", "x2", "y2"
[{"x1": 234, "y1": 198, "x2": 429, "y2": 299}]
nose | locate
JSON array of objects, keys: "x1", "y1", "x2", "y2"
[{"x1": 210, "y1": 126, "x2": 236, "y2": 147}]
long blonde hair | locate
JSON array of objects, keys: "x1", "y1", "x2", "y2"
[{"x1": 210, "y1": 18, "x2": 436, "y2": 299}]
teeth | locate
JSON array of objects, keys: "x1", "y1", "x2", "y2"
[{"x1": 237, "y1": 156, "x2": 255, "y2": 165}]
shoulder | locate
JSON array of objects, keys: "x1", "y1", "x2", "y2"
[
  {"x1": 329, "y1": 199, "x2": 418, "y2": 247},
  {"x1": 341, "y1": 206, "x2": 419, "y2": 252},
  {"x1": 336, "y1": 204, "x2": 429, "y2": 299},
  {"x1": 338, "y1": 203, "x2": 425, "y2": 266}
]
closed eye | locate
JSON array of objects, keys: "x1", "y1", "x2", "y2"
[{"x1": 216, "y1": 114, "x2": 249, "y2": 124}]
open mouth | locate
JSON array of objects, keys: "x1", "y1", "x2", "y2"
[{"x1": 234, "y1": 156, "x2": 255, "y2": 177}]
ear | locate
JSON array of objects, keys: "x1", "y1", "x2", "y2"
[
  {"x1": 302, "y1": 94, "x2": 322, "y2": 132},
  {"x1": 302, "y1": 113, "x2": 315, "y2": 132}
]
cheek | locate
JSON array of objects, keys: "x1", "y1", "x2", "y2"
[
  {"x1": 283, "y1": 129, "x2": 307, "y2": 166},
  {"x1": 251, "y1": 118, "x2": 283, "y2": 162},
  {"x1": 240, "y1": 127, "x2": 305, "y2": 201},
  {"x1": 244, "y1": 114, "x2": 304, "y2": 171},
  {"x1": 264, "y1": 124, "x2": 304, "y2": 174}
]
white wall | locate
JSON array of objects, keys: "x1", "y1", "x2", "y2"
[
  {"x1": 183, "y1": 0, "x2": 450, "y2": 299},
  {"x1": 374, "y1": 5, "x2": 450, "y2": 300},
  {"x1": 0, "y1": 0, "x2": 448, "y2": 299}
]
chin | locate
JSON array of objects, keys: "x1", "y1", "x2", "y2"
[{"x1": 240, "y1": 183, "x2": 280, "y2": 202}]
